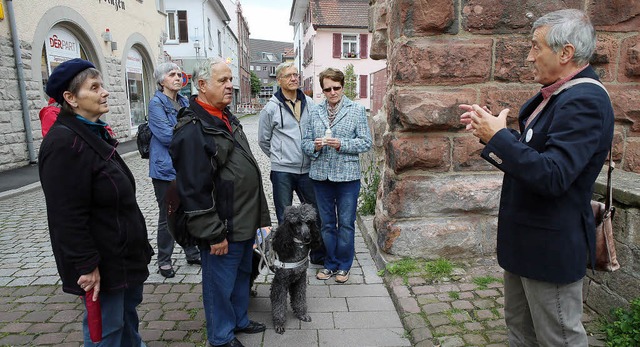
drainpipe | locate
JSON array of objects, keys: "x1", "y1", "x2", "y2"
[{"x1": 6, "y1": 0, "x2": 36, "y2": 164}]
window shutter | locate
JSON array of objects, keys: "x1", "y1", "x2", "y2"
[
  {"x1": 359, "y1": 75, "x2": 368, "y2": 98},
  {"x1": 333, "y1": 33, "x2": 341, "y2": 58},
  {"x1": 359, "y1": 34, "x2": 368, "y2": 59},
  {"x1": 178, "y1": 11, "x2": 189, "y2": 43}
]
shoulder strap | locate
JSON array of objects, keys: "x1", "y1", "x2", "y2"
[
  {"x1": 553, "y1": 77, "x2": 609, "y2": 97},
  {"x1": 557, "y1": 78, "x2": 614, "y2": 211}
]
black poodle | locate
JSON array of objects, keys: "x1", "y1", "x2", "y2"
[{"x1": 270, "y1": 203, "x2": 322, "y2": 334}]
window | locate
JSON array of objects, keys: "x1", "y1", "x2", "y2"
[
  {"x1": 269, "y1": 66, "x2": 276, "y2": 76},
  {"x1": 250, "y1": 65, "x2": 254, "y2": 71},
  {"x1": 333, "y1": 33, "x2": 368, "y2": 59},
  {"x1": 342, "y1": 34, "x2": 358, "y2": 58},
  {"x1": 166, "y1": 10, "x2": 188, "y2": 43},
  {"x1": 262, "y1": 66, "x2": 268, "y2": 71},
  {"x1": 217, "y1": 30, "x2": 222, "y2": 57}
]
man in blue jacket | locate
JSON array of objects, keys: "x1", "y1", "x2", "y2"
[
  {"x1": 258, "y1": 62, "x2": 324, "y2": 264},
  {"x1": 460, "y1": 9, "x2": 614, "y2": 346}
]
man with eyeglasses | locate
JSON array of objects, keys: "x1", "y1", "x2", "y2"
[{"x1": 258, "y1": 62, "x2": 325, "y2": 265}]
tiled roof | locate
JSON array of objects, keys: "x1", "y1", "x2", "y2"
[
  {"x1": 249, "y1": 39, "x2": 294, "y2": 62},
  {"x1": 312, "y1": 0, "x2": 369, "y2": 29}
]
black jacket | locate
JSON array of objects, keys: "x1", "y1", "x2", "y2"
[
  {"x1": 39, "y1": 110, "x2": 153, "y2": 295},
  {"x1": 170, "y1": 97, "x2": 271, "y2": 246},
  {"x1": 482, "y1": 66, "x2": 615, "y2": 284}
]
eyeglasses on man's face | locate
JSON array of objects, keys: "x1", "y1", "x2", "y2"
[
  {"x1": 322, "y1": 86, "x2": 342, "y2": 93},
  {"x1": 280, "y1": 73, "x2": 299, "y2": 80}
]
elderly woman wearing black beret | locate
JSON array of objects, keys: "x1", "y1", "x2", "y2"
[{"x1": 39, "y1": 58, "x2": 153, "y2": 346}]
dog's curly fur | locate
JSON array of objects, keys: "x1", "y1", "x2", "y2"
[{"x1": 270, "y1": 203, "x2": 322, "y2": 334}]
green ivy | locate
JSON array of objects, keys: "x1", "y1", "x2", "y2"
[{"x1": 603, "y1": 298, "x2": 640, "y2": 347}]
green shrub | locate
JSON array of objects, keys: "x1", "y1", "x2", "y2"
[
  {"x1": 603, "y1": 298, "x2": 640, "y2": 347},
  {"x1": 358, "y1": 153, "x2": 380, "y2": 215}
]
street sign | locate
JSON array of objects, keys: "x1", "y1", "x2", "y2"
[{"x1": 181, "y1": 71, "x2": 189, "y2": 87}]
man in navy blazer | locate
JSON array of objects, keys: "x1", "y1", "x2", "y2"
[{"x1": 460, "y1": 9, "x2": 614, "y2": 346}]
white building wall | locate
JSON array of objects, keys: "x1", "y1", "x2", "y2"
[{"x1": 0, "y1": 0, "x2": 165, "y2": 171}]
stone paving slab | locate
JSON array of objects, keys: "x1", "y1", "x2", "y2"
[{"x1": 0, "y1": 114, "x2": 411, "y2": 346}]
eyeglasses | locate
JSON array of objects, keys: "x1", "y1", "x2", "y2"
[
  {"x1": 280, "y1": 73, "x2": 299, "y2": 80},
  {"x1": 322, "y1": 86, "x2": 342, "y2": 93}
]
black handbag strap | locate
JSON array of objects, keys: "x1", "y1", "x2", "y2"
[{"x1": 605, "y1": 146, "x2": 614, "y2": 212}]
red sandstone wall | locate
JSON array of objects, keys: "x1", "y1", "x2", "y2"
[{"x1": 369, "y1": 0, "x2": 640, "y2": 257}]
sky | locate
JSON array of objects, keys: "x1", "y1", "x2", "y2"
[{"x1": 240, "y1": 0, "x2": 294, "y2": 43}]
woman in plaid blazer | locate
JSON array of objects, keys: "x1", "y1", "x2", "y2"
[{"x1": 301, "y1": 68, "x2": 372, "y2": 284}]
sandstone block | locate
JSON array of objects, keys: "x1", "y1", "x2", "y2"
[
  {"x1": 389, "y1": 88, "x2": 477, "y2": 131},
  {"x1": 607, "y1": 85, "x2": 640, "y2": 134},
  {"x1": 374, "y1": 214, "x2": 498, "y2": 258},
  {"x1": 385, "y1": 134, "x2": 450, "y2": 174},
  {"x1": 591, "y1": 34, "x2": 619, "y2": 82},
  {"x1": 461, "y1": 0, "x2": 583, "y2": 34},
  {"x1": 381, "y1": 173, "x2": 502, "y2": 218},
  {"x1": 452, "y1": 135, "x2": 497, "y2": 172},
  {"x1": 623, "y1": 139, "x2": 640, "y2": 173},
  {"x1": 619, "y1": 35, "x2": 640, "y2": 82},
  {"x1": 370, "y1": 1, "x2": 389, "y2": 60},
  {"x1": 480, "y1": 86, "x2": 539, "y2": 125},
  {"x1": 390, "y1": 38, "x2": 492, "y2": 86},
  {"x1": 389, "y1": 0, "x2": 456, "y2": 39},
  {"x1": 494, "y1": 37, "x2": 534, "y2": 82},
  {"x1": 584, "y1": 280, "x2": 628, "y2": 319},
  {"x1": 607, "y1": 270, "x2": 640, "y2": 303},
  {"x1": 590, "y1": 1, "x2": 640, "y2": 32}
]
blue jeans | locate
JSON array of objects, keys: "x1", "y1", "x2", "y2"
[
  {"x1": 271, "y1": 171, "x2": 325, "y2": 263},
  {"x1": 152, "y1": 179, "x2": 200, "y2": 267},
  {"x1": 82, "y1": 284, "x2": 146, "y2": 347},
  {"x1": 201, "y1": 239, "x2": 253, "y2": 345},
  {"x1": 313, "y1": 179, "x2": 360, "y2": 272}
]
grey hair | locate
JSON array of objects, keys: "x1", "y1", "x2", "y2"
[
  {"x1": 275, "y1": 62, "x2": 296, "y2": 78},
  {"x1": 192, "y1": 57, "x2": 227, "y2": 85},
  {"x1": 153, "y1": 62, "x2": 181, "y2": 91},
  {"x1": 532, "y1": 9, "x2": 596, "y2": 66},
  {"x1": 60, "y1": 68, "x2": 102, "y2": 113}
]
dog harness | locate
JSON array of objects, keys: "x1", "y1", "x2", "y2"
[{"x1": 255, "y1": 231, "x2": 309, "y2": 271}]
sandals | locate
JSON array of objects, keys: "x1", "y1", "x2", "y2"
[
  {"x1": 335, "y1": 270, "x2": 350, "y2": 283},
  {"x1": 316, "y1": 268, "x2": 335, "y2": 280}
]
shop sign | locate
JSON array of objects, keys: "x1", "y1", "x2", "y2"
[
  {"x1": 45, "y1": 27, "x2": 80, "y2": 71},
  {"x1": 98, "y1": 0, "x2": 126, "y2": 11}
]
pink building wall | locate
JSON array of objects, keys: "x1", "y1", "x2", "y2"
[{"x1": 302, "y1": 27, "x2": 386, "y2": 110}]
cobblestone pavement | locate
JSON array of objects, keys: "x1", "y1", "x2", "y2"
[
  {"x1": 0, "y1": 113, "x2": 607, "y2": 347},
  {"x1": 0, "y1": 114, "x2": 409, "y2": 347}
]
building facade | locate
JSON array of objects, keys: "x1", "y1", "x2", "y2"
[
  {"x1": 290, "y1": 0, "x2": 386, "y2": 110},
  {"x1": 162, "y1": 0, "x2": 240, "y2": 109},
  {"x1": 236, "y1": 2, "x2": 251, "y2": 106},
  {"x1": 249, "y1": 38, "x2": 293, "y2": 103},
  {"x1": 0, "y1": 0, "x2": 166, "y2": 172}
]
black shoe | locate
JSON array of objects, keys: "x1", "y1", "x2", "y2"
[
  {"x1": 210, "y1": 338, "x2": 244, "y2": 347},
  {"x1": 187, "y1": 258, "x2": 201, "y2": 265},
  {"x1": 235, "y1": 320, "x2": 266, "y2": 334},
  {"x1": 158, "y1": 266, "x2": 175, "y2": 278}
]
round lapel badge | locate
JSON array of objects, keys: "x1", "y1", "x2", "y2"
[{"x1": 525, "y1": 128, "x2": 533, "y2": 142}]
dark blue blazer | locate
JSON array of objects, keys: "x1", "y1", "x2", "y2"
[{"x1": 481, "y1": 66, "x2": 614, "y2": 284}]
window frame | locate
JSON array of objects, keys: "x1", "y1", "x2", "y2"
[{"x1": 342, "y1": 34, "x2": 359, "y2": 59}]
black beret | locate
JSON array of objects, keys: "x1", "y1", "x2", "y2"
[{"x1": 46, "y1": 58, "x2": 96, "y2": 104}]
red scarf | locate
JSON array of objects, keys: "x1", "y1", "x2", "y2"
[{"x1": 196, "y1": 98, "x2": 232, "y2": 132}]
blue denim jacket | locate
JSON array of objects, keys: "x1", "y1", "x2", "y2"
[
  {"x1": 148, "y1": 90, "x2": 188, "y2": 180},
  {"x1": 301, "y1": 96, "x2": 372, "y2": 182}
]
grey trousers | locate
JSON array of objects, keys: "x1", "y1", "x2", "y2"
[
  {"x1": 152, "y1": 179, "x2": 199, "y2": 267},
  {"x1": 503, "y1": 271, "x2": 587, "y2": 347}
]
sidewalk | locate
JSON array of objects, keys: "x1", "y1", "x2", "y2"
[
  {"x1": 0, "y1": 116, "x2": 410, "y2": 346},
  {"x1": 0, "y1": 114, "x2": 607, "y2": 346}
]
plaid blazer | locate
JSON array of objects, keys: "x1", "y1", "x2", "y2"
[{"x1": 301, "y1": 96, "x2": 372, "y2": 182}]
